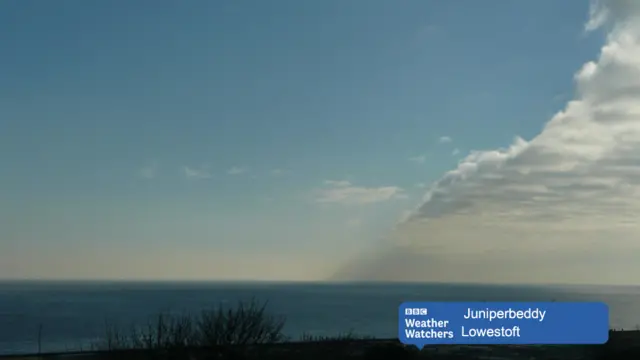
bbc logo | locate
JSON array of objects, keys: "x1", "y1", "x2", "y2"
[{"x1": 405, "y1": 308, "x2": 428, "y2": 316}]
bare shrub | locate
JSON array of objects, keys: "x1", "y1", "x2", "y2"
[
  {"x1": 196, "y1": 298, "x2": 286, "y2": 346},
  {"x1": 93, "y1": 298, "x2": 285, "y2": 351}
]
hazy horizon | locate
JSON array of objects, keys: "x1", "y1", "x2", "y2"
[
  {"x1": 2, "y1": 0, "x2": 640, "y2": 285},
  {"x1": 1, "y1": 279, "x2": 637, "y2": 290}
]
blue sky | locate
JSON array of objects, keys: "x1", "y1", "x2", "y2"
[{"x1": 1, "y1": 0, "x2": 613, "y2": 281}]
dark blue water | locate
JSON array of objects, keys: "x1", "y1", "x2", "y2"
[{"x1": 1, "y1": 281, "x2": 640, "y2": 355}]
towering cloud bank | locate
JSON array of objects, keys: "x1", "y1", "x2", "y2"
[{"x1": 334, "y1": 0, "x2": 640, "y2": 285}]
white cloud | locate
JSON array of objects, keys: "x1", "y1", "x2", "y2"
[
  {"x1": 270, "y1": 169, "x2": 288, "y2": 176},
  {"x1": 585, "y1": 0, "x2": 609, "y2": 32},
  {"x1": 333, "y1": 0, "x2": 640, "y2": 285},
  {"x1": 184, "y1": 165, "x2": 211, "y2": 179},
  {"x1": 409, "y1": 155, "x2": 427, "y2": 163},
  {"x1": 324, "y1": 180, "x2": 351, "y2": 187},
  {"x1": 438, "y1": 136, "x2": 452, "y2": 143},
  {"x1": 138, "y1": 162, "x2": 158, "y2": 179},
  {"x1": 227, "y1": 166, "x2": 248, "y2": 175},
  {"x1": 316, "y1": 180, "x2": 405, "y2": 205}
]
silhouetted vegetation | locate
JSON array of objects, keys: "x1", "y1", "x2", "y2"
[{"x1": 92, "y1": 298, "x2": 286, "y2": 351}]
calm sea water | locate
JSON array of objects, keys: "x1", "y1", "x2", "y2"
[{"x1": 1, "y1": 281, "x2": 640, "y2": 355}]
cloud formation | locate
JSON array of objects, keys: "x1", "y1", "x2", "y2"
[
  {"x1": 270, "y1": 169, "x2": 287, "y2": 176},
  {"x1": 438, "y1": 136, "x2": 452, "y2": 144},
  {"x1": 333, "y1": 0, "x2": 640, "y2": 285},
  {"x1": 409, "y1": 155, "x2": 427, "y2": 163},
  {"x1": 184, "y1": 165, "x2": 212, "y2": 179},
  {"x1": 316, "y1": 180, "x2": 406, "y2": 205},
  {"x1": 227, "y1": 166, "x2": 248, "y2": 175}
]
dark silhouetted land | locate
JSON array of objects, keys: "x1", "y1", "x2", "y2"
[{"x1": 1, "y1": 299, "x2": 638, "y2": 359}]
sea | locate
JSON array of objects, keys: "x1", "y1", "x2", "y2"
[{"x1": 1, "y1": 281, "x2": 640, "y2": 355}]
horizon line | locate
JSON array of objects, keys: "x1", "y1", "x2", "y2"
[{"x1": 0, "y1": 278, "x2": 637, "y2": 288}]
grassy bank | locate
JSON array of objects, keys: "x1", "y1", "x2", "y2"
[{"x1": 2, "y1": 299, "x2": 639, "y2": 359}]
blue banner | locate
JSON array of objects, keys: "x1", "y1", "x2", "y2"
[{"x1": 398, "y1": 302, "x2": 608, "y2": 346}]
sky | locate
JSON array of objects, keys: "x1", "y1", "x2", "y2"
[{"x1": 0, "y1": 0, "x2": 636, "y2": 284}]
